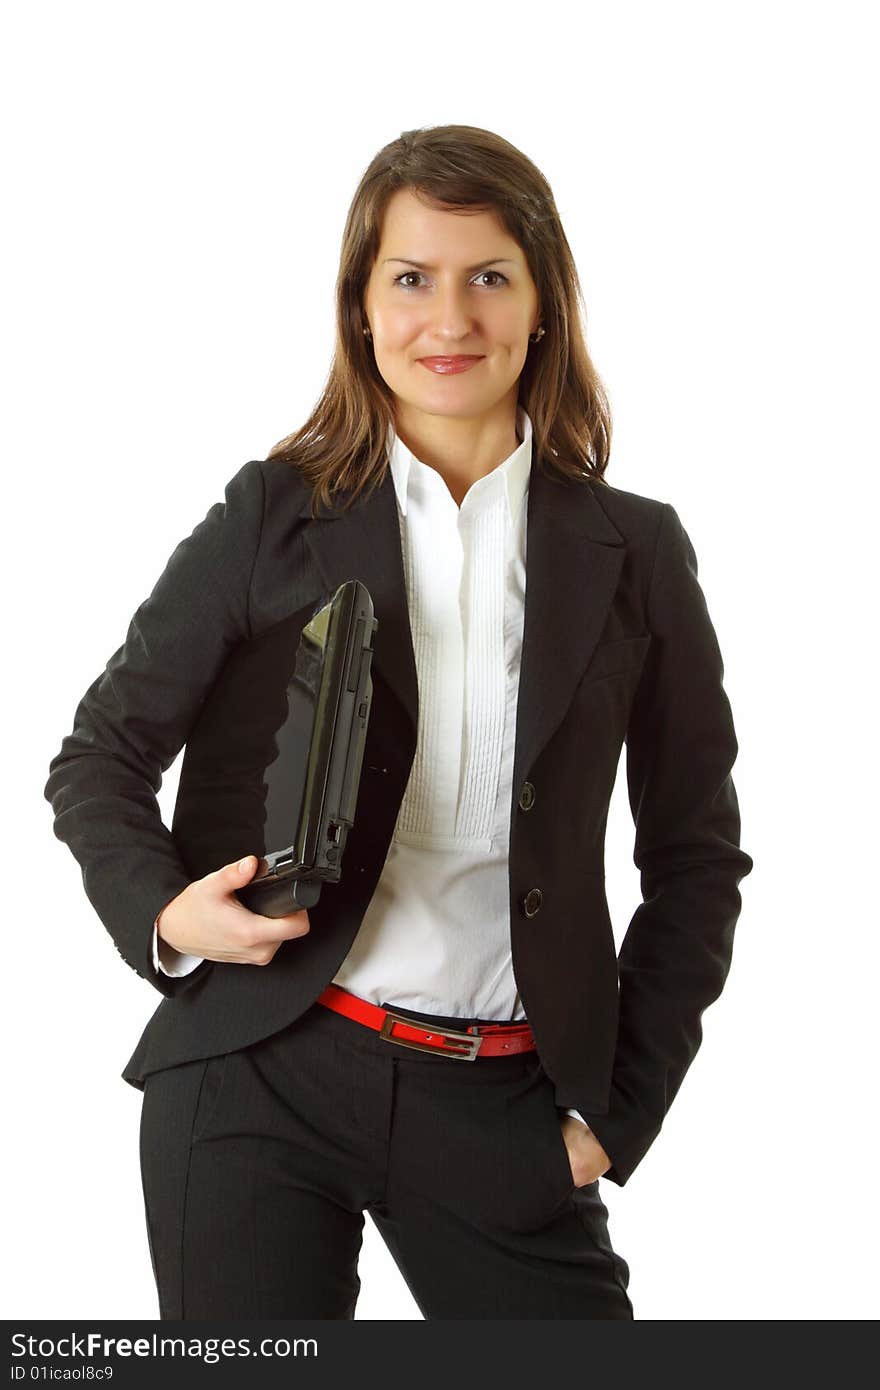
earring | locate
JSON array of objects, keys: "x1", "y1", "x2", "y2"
[{"x1": 363, "y1": 326, "x2": 372, "y2": 338}]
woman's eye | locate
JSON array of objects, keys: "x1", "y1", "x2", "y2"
[{"x1": 392, "y1": 270, "x2": 508, "y2": 290}]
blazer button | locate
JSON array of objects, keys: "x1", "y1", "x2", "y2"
[
  {"x1": 522, "y1": 887, "x2": 543, "y2": 918},
  {"x1": 518, "y1": 781, "x2": 535, "y2": 811}
]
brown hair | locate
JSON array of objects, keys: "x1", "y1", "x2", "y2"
[{"x1": 267, "y1": 123, "x2": 613, "y2": 519}]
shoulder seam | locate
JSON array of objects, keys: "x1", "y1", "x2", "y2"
[
  {"x1": 246, "y1": 460, "x2": 267, "y2": 641},
  {"x1": 644, "y1": 501, "x2": 671, "y2": 617}
]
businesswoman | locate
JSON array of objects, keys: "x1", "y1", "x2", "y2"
[{"x1": 44, "y1": 124, "x2": 753, "y2": 1320}]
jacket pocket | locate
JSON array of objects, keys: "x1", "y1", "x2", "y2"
[{"x1": 581, "y1": 633, "x2": 652, "y2": 686}]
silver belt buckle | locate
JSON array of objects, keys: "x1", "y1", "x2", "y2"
[{"x1": 378, "y1": 1010, "x2": 482, "y2": 1060}]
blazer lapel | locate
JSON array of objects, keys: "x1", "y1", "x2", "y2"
[
  {"x1": 511, "y1": 459, "x2": 627, "y2": 797},
  {"x1": 299, "y1": 452, "x2": 627, "y2": 793},
  {"x1": 300, "y1": 474, "x2": 419, "y2": 752}
]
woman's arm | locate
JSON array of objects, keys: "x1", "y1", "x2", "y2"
[
  {"x1": 575, "y1": 501, "x2": 754, "y2": 1186},
  {"x1": 44, "y1": 458, "x2": 267, "y2": 996}
]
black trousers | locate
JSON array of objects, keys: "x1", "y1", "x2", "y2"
[{"x1": 139, "y1": 996, "x2": 634, "y2": 1319}]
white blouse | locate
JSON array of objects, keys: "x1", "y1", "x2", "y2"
[{"x1": 331, "y1": 406, "x2": 532, "y2": 1019}]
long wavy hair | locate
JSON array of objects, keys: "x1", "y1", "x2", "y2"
[{"x1": 267, "y1": 123, "x2": 613, "y2": 519}]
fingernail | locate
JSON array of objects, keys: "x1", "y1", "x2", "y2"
[{"x1": 238, "y1": 856, "x2": 253, "y2": 872}]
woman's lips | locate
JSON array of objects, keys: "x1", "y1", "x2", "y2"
[{"x1": 418, "y1": 356, "x2": 484, "y2": 375}]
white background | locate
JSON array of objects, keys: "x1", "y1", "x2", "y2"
[{"x1": 5, "y1": 0, "x2": 877, "y2": 1321}]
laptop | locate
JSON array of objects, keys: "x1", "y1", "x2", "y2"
[{"x1": 170, "y1": 580, "x2": 377, "y2": 918}]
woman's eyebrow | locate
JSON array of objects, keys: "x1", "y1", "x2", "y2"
[{"x1": 382, "y1": 257, "x2": 517, "y2": 272}]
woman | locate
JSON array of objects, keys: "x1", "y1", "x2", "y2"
[{"x1": 44, "y1": 124, "x2": 753, "y2": 1319}]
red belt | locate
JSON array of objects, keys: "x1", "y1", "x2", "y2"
[{"x1": 315, "y1": 983, "x2": 537, "y2": 1061}]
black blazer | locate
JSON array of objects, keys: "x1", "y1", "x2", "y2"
[{"x1": 44, "y1": 451, "x2": 753, "y2": 1187}]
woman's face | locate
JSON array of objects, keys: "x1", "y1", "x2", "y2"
[{"x1": 363, "y1": 187, "x2": 541, "y2": 428}]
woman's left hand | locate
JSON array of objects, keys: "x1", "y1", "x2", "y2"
[{"x1": 560, "y1": 1114, "x2": 613, "y2": 1185}]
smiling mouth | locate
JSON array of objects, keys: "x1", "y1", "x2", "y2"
[{"x1": 417, "y1": 355, "x2": 485, "y2": 374}]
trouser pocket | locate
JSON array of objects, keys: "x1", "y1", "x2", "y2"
[
  {"x1": 504, "y1": 1057, "x2": 577, "y2": 1231},
  {"x1": 190, "y1": 1052, "x2": 231, "y2": 1145}
]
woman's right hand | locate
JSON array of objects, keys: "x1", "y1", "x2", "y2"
[{"x1": 155, "y1": 854, "x2": 311, "y2": 966}]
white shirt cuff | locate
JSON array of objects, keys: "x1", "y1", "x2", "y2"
[
  {"x1": 563, "y1": 1107, "x2": 591, "y2": 1129},
  {"x1": 152, "y1": 918, "x2": 205, "y2": 977}
]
